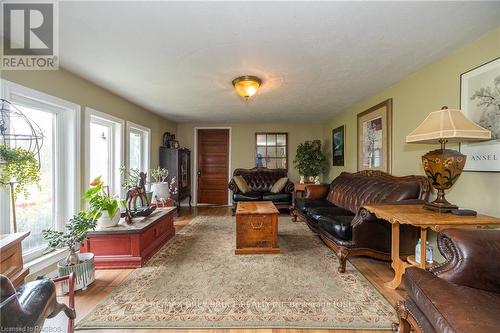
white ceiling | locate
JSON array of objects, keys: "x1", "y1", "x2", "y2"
[{"x1": 58, "y1": 1, "x2": 500, "y2": 123}]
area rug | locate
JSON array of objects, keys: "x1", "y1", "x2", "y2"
[{"x1": 77, "y1": 216, "x2": 396, "y2": 330}]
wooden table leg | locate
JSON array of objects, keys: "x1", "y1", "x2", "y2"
[
  {"x1": 420, "y1": 227, "x2": 427, "y2": 270},
  {"x1": 384, "y1": 221, "x2": 409, "y2": 289}
]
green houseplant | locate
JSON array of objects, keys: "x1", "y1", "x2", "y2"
[
  {"x1": 84, "y1": 176, "x2": 120, "y2": 227},
  {"x1": 0, "y1": 144, "x2": 40, "y2": 196},
  {"x1": 42, "y1": 211, "x2": 97, "y2": 291},
  {"x1": 293, "y1": 140, "x2": 327, "y2": 182},
  {"x1": 149, "y1": 166, "x2": 170, "y2": 202}
]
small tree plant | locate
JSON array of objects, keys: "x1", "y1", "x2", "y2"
[
  {"x1": 150, "y1": 166, "x2": 168, "y2": 183},
  {"x1": 293, "y1": 140, "x2": 327, "y2": 178},
  {"x1": 42, "y1": 211, "x2": 97, "y2": 265}
]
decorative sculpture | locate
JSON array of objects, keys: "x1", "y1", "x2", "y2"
[{"x1": 124, "y1": 172, "x2": 155, "y2": 223}]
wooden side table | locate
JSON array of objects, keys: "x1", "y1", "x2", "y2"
[
  {"x1": 293, "y1": 182, "x2": 327, "y2": 199},
  {"x1": 363, "y1": 204, "x2": 500, "y2": 289}
]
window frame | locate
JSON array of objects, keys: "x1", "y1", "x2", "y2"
[
  {"x1": 126, "y1": 121, "x2": 151, "y2": 174},
  {"x1": 255, "y1": 132, "x2": 289, "y2": 170},
  {"x1": 0, "y1": 79, "x2": 81, "y2": 261},
  {"x1": 84, "y1": 108, "x2": 124, "y2": 198}
]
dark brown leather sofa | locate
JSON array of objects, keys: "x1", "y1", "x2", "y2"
[
  {"x1": 395, "y1": 228, "x2": 500, "y2": 333},
  {"x1": 228, "y1": 167, "x2": 294, "y2": 213},
  {"x1": 292, "y1": 170, "x2": 430, "y2": 273}
]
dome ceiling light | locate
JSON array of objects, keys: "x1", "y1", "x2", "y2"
[{"x1": 232, "y1": 75, "x2": 262, "y2": 102}]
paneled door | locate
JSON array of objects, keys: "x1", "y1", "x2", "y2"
[{"x1": 197, "y1": 129, "x2": 230, "y2": 205}]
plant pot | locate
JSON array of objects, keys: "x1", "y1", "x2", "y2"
[
  {"x1": 97, "y1": 211, "x2": 120, "y2": 228},
  {"x1": 57, "y1": 252, "x2": 95, "y2": 292},
  {"x1": 151, "y1": 182, "x2": 170, "y2": 202}
]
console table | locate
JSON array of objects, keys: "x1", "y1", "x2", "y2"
[
  {"x1": 80, "y1": 207, "x2": 176, "y2": 269},
  {"x1": 363, "y1": 204, "x2": 500, "y2": 289},
  {"x1": 0, "y1": 232, "x2": 30, "y2": 287}
]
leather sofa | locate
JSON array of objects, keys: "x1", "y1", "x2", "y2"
[
  {"x1": 228, "y1": 167, "x2": 294, "y2": 213},
  {"x1": 394, "y1": 228, "x2": 500, "y2": 333},
  {"x1": 292, "y1": 170, "x2": 430, "y2": 273}
]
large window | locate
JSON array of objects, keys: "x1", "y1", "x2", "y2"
[
  {"x1": 85, "y1": 108, "x2": 123, "y2": 197},
  {"x1": 1, "y1": 80, "x2": 80, "y2": 260},
  {"x1": 255, "y1": 133, "x2": 288, "y2": 169},
  {"x1": 127, "y1": 122, "x2": 150, "y2": 173}
]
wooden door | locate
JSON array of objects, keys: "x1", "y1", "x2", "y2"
[{"x1": 197, "y1": 129, "x2": 229, "y2": 205}]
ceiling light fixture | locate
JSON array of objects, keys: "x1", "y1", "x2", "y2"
[{"x1": 232, "y1": 75, "x2": 262, "y2": 101}]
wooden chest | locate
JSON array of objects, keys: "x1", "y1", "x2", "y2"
[
  {"x1": 235, "y1": 201, "x2": 279, "y2": 255},
  {"x1": 80, "y1": 208, "x2": 175, "y2": 269}
]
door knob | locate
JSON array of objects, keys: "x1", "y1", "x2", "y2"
[{"x1": 197, "y1": 171, "x2": 201, "y2": 176}]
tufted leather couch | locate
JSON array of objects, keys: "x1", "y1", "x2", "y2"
[
  {"x1": 394, "y1": 228, "x2": 500, "y2": 333},
  {"x1": 292, "y1": 170, "x2": 430, "y2": 273},
  {"x1": 228, "y1": 167, "x2": 294, "y2": 213}
]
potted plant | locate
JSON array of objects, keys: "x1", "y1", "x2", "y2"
[
  {"x1": 0, "y1": 144, "x2": 40, "y2": 196},
  {"x1": 149, "y1": 166, "x2": 169, "y2": 203},
  {"x1": 293, "y1": 140, "x2": 327, "y2": 183},
  {"x1": 42, "y1": 211, "x2": 97, "y2": 291},
  {"x1": 84, "y1": 176, "x2": 120, "y2": 227}
]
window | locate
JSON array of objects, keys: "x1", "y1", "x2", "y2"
[
  {"x1": 127, "y1": 122, "x2": 150, "y2": 173},
  {"x1": 85, "y1": 108, "x2": 123, "y2": 197},
  {"x1": 255, "y1": 133, "x2": 288, "y2": 169},
  {"x1": 1, "y1": 80, "x2": 80, "y2": 260}
]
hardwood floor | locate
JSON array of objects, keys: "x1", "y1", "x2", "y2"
[{"x1": 46, "y1": 206, "x2": 405, "y2": 333}]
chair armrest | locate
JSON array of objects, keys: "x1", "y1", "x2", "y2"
[
  {"x1": 284, "y1": 181, "x2": 294, "y2": 193},
  {"x1": 52, "y1": 273, "x2": 76, "y2": 333},
  {"x1": 304, "y1": 185, "x2": 329, "y2": 200},
  {"x1": 430, "y1": 228, "x2": 500, "y2": 293},
  {"x1": 228, "y1": 178, "x2": 240, "y2": 193}
]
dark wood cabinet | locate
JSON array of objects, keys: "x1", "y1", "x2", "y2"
[{"x1": 159, "y1": 146, "x2": 192, "y2": 212}]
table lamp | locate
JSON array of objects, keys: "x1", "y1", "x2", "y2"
[{"x1": 406, "y1": 106, "x2": 491, "y2": 212}]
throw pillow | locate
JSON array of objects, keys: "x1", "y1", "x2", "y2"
[
  {"x1": 270, "y1": 177, "x2": 288, "y2": 193},
  {"x1": 233, "y1": 175, "x2": 250, "y2": 193}
]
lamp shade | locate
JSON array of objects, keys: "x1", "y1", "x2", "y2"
[
  {"x1": 232, "y1": 75, "x2": 262, "y2": 100},
  {"x1": 406, "y1": 108, "x2": 491, "y2": 144}
]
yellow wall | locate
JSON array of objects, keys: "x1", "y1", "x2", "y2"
[
  {"x1": 1, "y1": 68, "x2": 177, "y2": 191},
  {"x1": 322, "y1": 27, "x2": 500, "y2": 217},
  {"x1": 176, "y1": 122, "x2": 324, "y2": 185}
]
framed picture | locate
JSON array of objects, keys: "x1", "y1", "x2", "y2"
[
  {"x1": 460, "y1": 57, "x2": 500, "y2": 172},
  {"x1": 357, "y1": 99, "x2": 392, "y2": 173},
  {"x1": 332, "y1": 125, "x2": 345, "y2": 166}
]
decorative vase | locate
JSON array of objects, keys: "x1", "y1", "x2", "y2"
[
  {"x1": 151, "y1": 182, "x2": 170, "y2": 202},
  {"x1": 57, "y1": 252, "x2": 95, "y2": 292},
  {"x1": 314, "y1": 176, "x2": 320, "y2": 185},
  {"x1": 299, "y1": 175, "x2": 305, "y2": 184},
  {"x1": 308, "y1": 175, "x2": 315, "y2": 183},
  {"x1": 97, "y1": 210, "x2": 120, "y2": 228}
]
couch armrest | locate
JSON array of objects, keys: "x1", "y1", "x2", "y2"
[
  {"x1": 228, "y1": 178, "x2": 240, "y2": 193},
  {"x1": 284, "y1": 181, "x2": 294, "y2": 193},
  {"x1": 304, "y1": 185, "x2": 329, "y2": 200},
  {"x1": 430, "y1": 228, "x2": 500, "y2": 293}
]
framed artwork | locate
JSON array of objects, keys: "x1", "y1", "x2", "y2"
[
  {"x1": 460, "y1": 57, "x2": 500, "y2": 172},
  {"x1": 357, "y1": 99, "x2": 392, "y2": 173},
  {"x1": 332, "y1": 125, "x2": 345, "y2": 166}
]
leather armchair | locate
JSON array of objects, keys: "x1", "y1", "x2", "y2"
[
  {"x1": 395, "y1": 228, "x2": 500, "y2": 333},
  {"x1": 228, "y1": 167, "x2": 294, "y2": 213},
  {"x1": 292, "y1": 170, "x2": 430, "y2": 272}
]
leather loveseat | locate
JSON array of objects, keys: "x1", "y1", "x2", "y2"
[
  {"x1": 228, "y1": 167, "x2": 294, "y2": 213},
  {"x1": 394, "y1": 228, "x2": 500, "y2": 333},
  {"x1": 292, "y1": 170, "x2": 430, "y2": 273}
]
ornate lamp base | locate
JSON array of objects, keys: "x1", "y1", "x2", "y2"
[{"x1": 423, "y1": 189, "x2": 458, "y2": 213}]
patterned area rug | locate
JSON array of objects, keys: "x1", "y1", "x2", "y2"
[{"x1": 77, "y1": 216, "x2": 396, "y2": 330}]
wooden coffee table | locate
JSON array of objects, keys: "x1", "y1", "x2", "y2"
[{"x1": 235, "y1": 201, "x2": 280, "y2": 255}]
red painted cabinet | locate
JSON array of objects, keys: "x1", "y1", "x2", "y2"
[{"x1": 81, "y1": 208, "x2": 175, "y2": 269}]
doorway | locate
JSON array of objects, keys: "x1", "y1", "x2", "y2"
[{"x1": 196, "y1": 129, "x2": 230, "y2": 205}]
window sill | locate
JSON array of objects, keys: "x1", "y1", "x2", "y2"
[{"x1": 25, "y1": 248, "x2": 68, "y2": 279}]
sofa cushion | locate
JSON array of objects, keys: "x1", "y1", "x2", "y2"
[
  {"x1": 295, "y1": 199, "x2": 334, "y2": 214},
  {"x1": 233, "y1": 192, "x2": 262, "y2": 201},
  {"x1": 316, "y1": 214, "x2": 353, "y2": 241},
  {"x1": 270, "y1": 177, "x2": 288, "y2": 193},
  {"x1": 233, "y1": 175, "x2": 250, "y2": 193},
  {"x1": 404, "y1": 267, "x2": 500, "y2": 333},
  {"x1": 262, "y1": 192, "x2": 291, "y2": 203},
  {"x1": 307, "y1": 207, "x2": 354, "y2": 219}
]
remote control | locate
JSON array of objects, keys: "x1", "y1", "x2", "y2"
[{"x1": 451, "y1": 209, "x2": 477, "y2": 216}]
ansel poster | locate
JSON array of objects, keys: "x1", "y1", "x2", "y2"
[{"x1": 460, "y1": 57, "x2": 500, "y2": 172}]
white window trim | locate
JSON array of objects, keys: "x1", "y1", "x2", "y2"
[
  {"x1": 0, "y1": 79, "x2": 81, "y2": 261},
  {"x1": 126, "y1": 121, "x2": 151, "y2": 173},
  {"x1": 84, "y1": 107, "x2": 124, "y2": 197}
]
